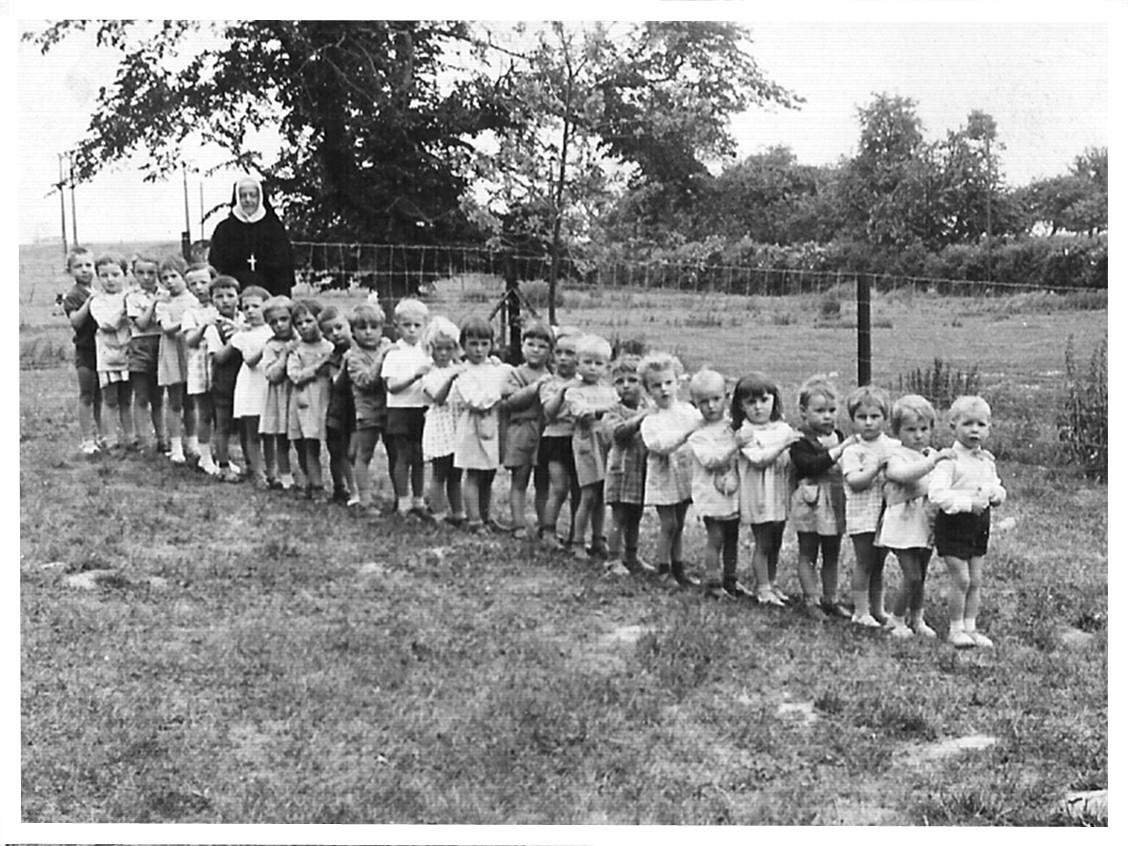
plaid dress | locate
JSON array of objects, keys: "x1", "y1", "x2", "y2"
[
  {"x1": 603, "y1": 400, "x2": 649, "y2": 505},
  {"x1": 842, "y1": 434, "x2": 900, "y2": 535}
]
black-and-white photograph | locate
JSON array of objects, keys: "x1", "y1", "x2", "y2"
[{"x1": 12, "y1": 1, "x2": 1111, "y2": 832}]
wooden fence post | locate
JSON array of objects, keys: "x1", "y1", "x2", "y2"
[{"x1": 857, "y1": 273, "x2": 872, "y2": 385}]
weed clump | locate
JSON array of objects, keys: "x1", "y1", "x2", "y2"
[
  {"x1": 1057, "y1": 335, "x2": 1106, "y2": 480},
  {"x1": 897, "y1": 358, "x2": 980, "y2": 409}
]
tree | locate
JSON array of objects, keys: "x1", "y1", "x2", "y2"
[{"x1": 26, "y1": 20, "x2": 514, "y2": 243}]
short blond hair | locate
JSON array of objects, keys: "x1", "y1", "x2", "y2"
[
  {"x1": 948, "y1": 395, "x2": 991, "y2": 424},
  {"x1": 890, "y1": 394, "x2": 937, "y2": 434},
  {"x1": 637, "y1": 352, "x2": 684, "y2": 389},
  {"x1": 393, "y1": 297, "x2": 429, "y2": 322},
  {"x1": 575, "y1": 333, "x2": 612, "y2": 361},
  {"x1": 688, "y1": 368, "x2": 725, "y2": 400}
]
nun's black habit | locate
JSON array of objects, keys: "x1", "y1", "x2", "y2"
[{"x1": 208, "y1": 176, "x2": 295, "y2": 297}]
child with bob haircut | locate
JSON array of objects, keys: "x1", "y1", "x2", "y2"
[
  {"x1": 420, "y1": 316, "x2": 466, "y2": 524},
  {"x1": 928, "y1": 395, "x2": 1007, "y2": 648},
  {"x1": 789, "y1": 376, "x2": 857, "y2": 620},
  {"x1": 345, "y1": 302, "x2": 394, "y2": 513},
  {"x1": 603, "y1": 354, "x2": 653, "y2": 575},
  {"x1": 286, "y1": 298, "x2": 335, "y2": 499},
  {"x1": 259, "y1": 296, "x2": 297, "y2": 489},
  {"x1": 639, "y1": 351, "x2": 701, "y2": 587},
  {"x1": 180, "y1": 263, "x2": 221, "y2": 473},
  {"x1": 124, "y1": 253, "x2": 165, "y2": 453},
  {"x1": 62, "y1": 246, "x2": 104, "y2": 455},
  {"x1": 842, "y1": 384, "x2": 900, "y2": 627},
  {"x1": 226, "y1": 285, "x2": 274, "y2": 486},
  {"x1": 382, "y1": 298, "x2": 432, "y2": 518},
  {"x1": 89, "y1": 252, "x2": 135, "y2": 451},
  {"x1": 538, "y1": 327, "x2": 583, "y2": 548},
  {"x1": 878, "y1": 394, "x2": 955, "y2": 638},
  {"x1": 155, "y1": 255, "x2": 199, "y2": 465},
  {"x1": 500, "y1": 320, "x2": 554, "y2": 539},
  {"x1": 451, "y1": 316, "x2": 513, "y2": 533}
]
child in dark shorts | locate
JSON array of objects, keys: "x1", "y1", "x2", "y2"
[
  {"x1": 62, "y1": 246, "x2": 103, "y2": 455},
  {"x1": 537, "y1": 327, "x2": 582, "y2": 548},
  {"x1": 204, "y1": 275, "x2": 245, "y2": 481},
  {"x1": 319, "y1": 306, "x2": 357, "y2": 505},
  {"x1": 928, "y1": 396, "x2": 1007, "y2": 649},
  {"x1": 125, "y1": 253, "x2": 165, "y2": 451},
  {"x1": 500, "y1": 320, "x2": 553, "y2": 539}
]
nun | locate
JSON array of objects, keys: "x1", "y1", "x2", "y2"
[{"x1": 208, "y1": 176, "x2": 296, "y2": 297}]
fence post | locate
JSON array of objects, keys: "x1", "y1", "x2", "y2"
[
  {"x1": 857, "y1": 273, "x2": 872, "y2": 385},
  {"x1": 504, "y1": 253, "x2": 522, "y2": 365}
]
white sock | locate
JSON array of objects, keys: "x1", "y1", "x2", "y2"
[
  {"x1": 964, "y1": 619, "x2": 978, "y2": 633},
  {"x1": 198, "y1": 444, "x2": 215, "y2": 465},
  {"x1": 280, "y1": 473, "x2": 295, "y2": 487},
  {"x1": 412, "y1": 496, "x2": 427, "y2": 510},
  {"x1": 185, "y1": 435, "x2": 199, "y2": 452},
  {"x1": 398, "y1": 496, "x2": 412, "y2": 513},
  {"x1": 169, "y1": 436, "x2": 184, "y2": 455}
]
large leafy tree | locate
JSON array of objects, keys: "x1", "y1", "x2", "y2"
[{"x1": 26, "y1": 20, "x2": 514, "y2": 243}]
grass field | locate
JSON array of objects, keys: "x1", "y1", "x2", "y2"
[{"x1": 19, "y1": 243, "x2": 1107, "y2": 824}]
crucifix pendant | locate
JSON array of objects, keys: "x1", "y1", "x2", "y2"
[{"x1": 248, "y1": 253, "x2": 258, "y2": 272}]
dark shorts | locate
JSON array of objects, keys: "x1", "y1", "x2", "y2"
[
  {"x1": 127, "y1": 334, "x2": 160, "y2": 374},
  {"x1": 385, "y1": 406, "x2": 425, "y2": 439},
  {"x1": 538, "y1": 434, "x2": 574, "y2": 472},
  {"x1": 934, "y1": 509, "x2": 991, "y2": 559},
  {"x1": 75, "y1": 364, "x2": 100, "y2": 405},
  {"x1": 503, "y1": 418, "x2": 540, "y2": 468}
]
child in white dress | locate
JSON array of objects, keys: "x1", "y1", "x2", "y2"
[
  {"x1": 259, "y1": 297, "x2": 296, "y2": 489},
  {"x1": 420, "y1": 317, "x2": 466, "y2": 524},
  {"x1": 286, "y1": 299, "x2": 335, "y2": 498},
  {"x1": 227, "y1": 286, "x2": 274, "y2": 486}
]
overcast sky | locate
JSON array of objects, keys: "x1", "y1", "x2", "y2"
[{"x1": 6, "y1": 2, "x2": 1120, "y2": 246}]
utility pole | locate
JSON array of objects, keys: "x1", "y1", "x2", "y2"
[
  {"x1": 57, "y1": 153, "x2": 68, "y2": 263},
  {"x1": 181, "y1": 163, "x2": 192, "y2": 261},
  {"x1": 67, "y1": 153, "x2": 77, "y2": 246}
]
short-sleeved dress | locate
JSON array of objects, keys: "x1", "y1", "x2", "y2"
[
  {"x1": 181, "y1": 302, "x2": 219, "y2": 395},
  {"x1": 421, "y1": 364, "x2": 461, "y2": 461},
  {"x1": 155, "y1": 290, "x2": 199, "y2": 387},
  {"x1": 640, "y1": 401, "x2": 701, "y2": 506},
  {"x1": 842, "y1": 434, "x2": 900, "y2": 536},
  {"x1": 604, "y1": 400, "x2": 649, "y2": 506},
  {"x1": 231, "y1": 323, "x2": 274, "y2": 419},
  {"x1": 89, "y1": 292, "x2": 131, "y2": 386},
  {"x1": 259, "y1": 337, "x2": 295, "y2": 436},
  {"x1": 451, "y1": 361, "x2": 513, "y2": 471},
  {"x1": 124, "y1": 287, "x2": 161, "y2": 374},
  {"x1": 287, "y1": 338, "x2": 334, "y2": 440},
  {"x1": 563, "y1": 382, "x2": 619, "y2": 487},
  {"x1": 789, "y1": 430, "x2": 848, "y2": 536},
  {"x1": 876, "y1": 446, "x2": 937, "y2": 550},
  {"x1": 686, "y1": 420, "x2": 741, "y2": 520}
]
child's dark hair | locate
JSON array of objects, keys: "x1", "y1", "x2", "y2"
[
  {"x1": 95, "y1": 252, "x2": 128, "y2": 273},
  {"x1": 241, "y1": 285, "x2": 271, "y2": 303},
  {"x1": 130, "y1": 252, "x2": 160, "y2": 273},
  {"x1": 317, "y1": 304, "x2": 342, "y2": 328},
  {"x1": 731, "y1": 371, "x2": 784, "y2": 426},
  {"x1": 846, "y1": 385, "x2": 891, "y2": 419},
  {"x1": 350, "y1": 303, "x2": 385, "y2": 330},
  {"x1": 291, "y1": 298, "x2": 322, "y2": 321},
  {"x1": 187, "y1": 261, "x2": 218, "y2": 279},
  {"x1": 460, "y1": 315, "x2": 495, "y2": 348},
  {"x1": 210, "y1": 275, "x2": 240, "y2": 295},
  {"x1": 66, "y1": 245, "x2": 93, "y2": 270},
  {"x1": 522, "y1": 319, "x2": 554, "y2": 347},
  {"x1": 159, "y1": 254, "x2": 188, "y2": 278}
]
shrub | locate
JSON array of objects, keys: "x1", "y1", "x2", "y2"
[
  {"x1": 520, "y1": 279, "x2": 564, "y2": 310},
  {"x1": 1057, "y1": 335, "x2": 1107, "y2": 479},
  {"x1": 896, "y1": 358, "x2": 980, "y2": 409}
]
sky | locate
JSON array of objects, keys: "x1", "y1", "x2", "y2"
[{"x1": 6, "y1": 3, "x2": 1119, "y2": 247}]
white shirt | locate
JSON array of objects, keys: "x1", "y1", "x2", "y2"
[{"x1": 381, "y1": 339, "x2": 430, "y2": 407}]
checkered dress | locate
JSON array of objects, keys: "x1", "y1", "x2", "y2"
[
  {"x1": 842, "y1": 435, "x2": 899, "y2": 535},
  {"x1": 603, "y1": 401, "x2": 648, "y2": 505}
]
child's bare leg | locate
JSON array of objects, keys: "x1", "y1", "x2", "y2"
[
  {"x1": 819, "y1": 535, "x2": 843, "y2": 604},
  {"x1": 533, "y1": 465, "x2": 550, "y2": 528},
  {"x1": 509, "y1": 464, "x2": 532, "y2": 531},
  {"x1": 192, "y1": 393, "x2": 214, "y2": 468},
  {"x1": 590, "y1": 488, "x2": 606, "y2": 554},
  {"x1": 571, "y1": 484, "x2": 599, "y2": 555},
  {"x1": 409, "y1": 441, "x2": 426, "y2": 505},
  {"x1": 166, "y1": 384, "x2": 185, "y2": 458},
  {"x1": 701, "y1": 518, "x2": 725, "y2": 590},
  {"x1": 353, "y1": 428, "x2": 379, "y2": 507},
  {"x1": 477, "y1": 469, "x2": 496, "y2": 525},
  {"x1": 447, "y1": 466, "x2": 464, "y2": 520},
  {"x1": 607, "y1": 502, "x2": 625, "y2": 559},
  {"x1": 763, "y1": 521, "x2": 785, "y2": 587},
  {"x1": 850, "y1": 533, "x2": 881, "y2": 623},
  {"x1": 303, "y1": 439, "x2": 323, "y2": 489},
  {"x1": 944, "y1": 555, "x2": 975, "y2": 645},
  {"x1": 76, "y1": 366, "x2": 98, "y2": 445},
  {"x1": 964, "y1": 555, "x2": 986, "y2": 635},
  {"x1": 750, "y1": 523, "x2": 776, "y2": 594},
  {"x1": 868, "y1": 544, "x2": 889, "y2": 622},
  {"x1": 540, "y1": 459, "x2": 570, "y2": 544},
  {"x1": 430, "y1": 456, "x2": 451, "y2": 516},
  {"x1": 463, "y1": 470, "x2": 484, "y2": 525},
  {"x1": 263, "y1": 434, "x2": 279, "y2": 481},
  {"x1": 654, "y1": 505, "x2": 677, "y2": 572},
  {"x1": 796, "y1": 532, "x2": 822, "y2": 601},
  {"x1": 667, "y1": 501, "x2": 694, "y2": 584},
  {"x1": 240, "y1": 416, "x2": 264, "y2": 482}
]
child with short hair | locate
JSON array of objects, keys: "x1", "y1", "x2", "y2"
[
  {"x1": 789, "y1": 377, "x2": 858, "y2": 620},
  {"x1": 451, "y1": 316, "x2": 513, "y2": 533},
  {"x1": 639, "y1": 352, "x2": 701, "y2": 587},
  {"x1": 124, "y1": 253, "x2": 165, "y2": 452},
  {"x1": 500, "y1": 321, "x2": 554, "y2": 539},
  {"x1": 203, "y1": 275, "x2": 245, "y2": 481},
  {"x1": 928, "y1": 396, "x2": 1007, "y2": 648},
  {"x1": 345, "y1": 303, "x2": 394, "y2": 512},
  {"x1": 319, "y1": 305, "x2": 357, "y2": 505},
  {"x1": 537, "y1": 327, "x2": 583, "y2": 548},
  {"x1": 227, "y1": 285, "x2": 274, "y2": 486},
  {"x1": 259, "y1": 296, "x2": 297, "y2": 489},
  {"x1": 420, "y1": 316, "x2": 466, "y2": 524},
  {"x1": 842, "y1": 385, "x2": 900, "y2": 627},
  {"x1": 61, "y1": 246, "x2": 103, "y2": 455},
  {"x1": 286, "y1": 298, "x2": 335, "y2": 499},
  {"x1": 563, "y1": 333, "x2": 619, "y2": 559},
  {"x1": 603, "y1": 355, "x2": 653, "y2": 575},
  {"x1": 88, "y1": 252, "x2": 135, "y2": 452},
  {"x1": 180, "y1": 263, "x2": 220, "y2": 473},
  {"x1": 733, "y1": 372, "x2": 802, "y2": 605},
  {"x1": 381, "y1": 298, "x2": 432, "y2": 518},
  {"x1": 155, "y1": 255, "x2": 199, "y2": 465},
  {"x1": 879, "y1": 394, "x2": 955, "y2": 638},
  {"x1": 686, "y1": 369, "x2": 743, "y2": 599}
]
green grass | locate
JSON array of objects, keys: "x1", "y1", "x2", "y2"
[{"x1": 19, "y1": 243, "x2": 1106, "y2": 824}]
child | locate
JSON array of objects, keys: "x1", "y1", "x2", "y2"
[
  {"x1": 928, "y1": 396, "x2": 1007, "y2": 648},
  {"x1": 154, "y1": 255, "x2": 198, "y2": 465},
  {"x1": 286, "y1": 299, "x2": 335, "y2": 498},
  {"x1": 842, "y1": 385, "x2": 900, "y2": 627},
  {"x1": 259, "y1": 296, "x2": 297, "y2": 489},
  {"x1": 733, "y1": 372, "x2": 801, "y2": 605},
  {"x1": 381, "y1": 298, "x2": 432, "y2": 518},
  {"x1": 500, "y1": 321, "x2": 554, "y2": 539},
  {"x1": 789, "y1": 377, "x2": 857, "y2": 620},
  {"x1": 180, "y1": 263, "x2": 220, "y2": 474},
  {"x1": 686, "y1": 369, "x2": 743, "y2": 599},
  {"x1": 88, "y1": 253, "x2": 135, "y2": 452},
  {"x1": 639, "y1": 352, "x2": 701, "y2": 587},
  {"x1": 603, "y1": 355, "x2": 653, "y2": 575},
  {"x1": 124, "y1": 253, "x2": 165, "y2": 453},
  {"x1": 203, "y1": 275, "x2": 245, "y2": 481},
  {"x1": 563, "y1": 334, "x2": 619, "y2": 559},
  {"x1": 878, "y1": 394, "x2": 955, "y2": 638},
  {"x1": 345, "y1": 303, "x2": 394, "y2": 512},
  {"x1": 319, "y1": 306, "x2": 357, "y2": 505},
  {"x1": 420, "y1": 317, "x2": 466, "y2": 524},
  {"x1": 61, "y1": 246, "x2": 103, "y2": 455},
  {"x1": 226, "y1": 285, "x2": 274, "y2": 486},
  {"x1": 537, "y1": 327, "x2": 582, "y2": 548},
  {"x1": 451, "y1": 317, "x2": 513, "y2": 533}
]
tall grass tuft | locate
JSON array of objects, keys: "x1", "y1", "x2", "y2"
[
  {"x1": 896, "y1": 358, "x2": 980, "y2": 409},
  {"x1": 1057, "y1": 336, "x2": 1107, "y2": 480}
]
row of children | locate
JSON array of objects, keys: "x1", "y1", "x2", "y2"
[{"x1": 62, "y1": 245, "x2": 1006, "y2": 649}]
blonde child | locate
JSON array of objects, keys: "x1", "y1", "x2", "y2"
[
  {"x1": 563, "y1": 334, "x2": 619, "y2": 560},
  {"x1": 842, "y1": 385, "x2": 900, "y2": 627},
  {"x1": 733, "y1": 372, "x2": 802, "y2": 605},
  {"x1": 500, "y1": 321, "x2": 554, "y2": 539},
  {"x1": 345, "y1": 303, "x2": 394, "y2": 513},
  {"x1": 319, "y1": 306, "x2": 357, "y2": 505},
  {"x1": 420, "y1": 316, "x2": 466, "y2": 524},
  {"x1": 686, "y1": 369, "x2": 743, "y2": 599},
  {"x1": 603, "y1": 355, "x2": 653, "y2": 576},
  {"x1": 451, "y1": 316, "x2": 513, "y2": 533},
  {"x1": 260, "y1": 296, "x2": 297, "y2": 489},
  {"x1": 639, "y1": 352, "x2": 701, "y2": 587},
  {"x1": 286, "y1": 299, "x2": 335, "y2": 498},
  {"x1": 537, "y1": 327, "x2": 582, "y2": 548},
  {"x1": 789, "y1": 377, "x2": 857, "y2": 620},
  {"x1": 124, "y1": 253, "x2": 165, "y2": 452},
  {"x1": 878, "y1": 394, "x2": 955, "y2": 638},
  {"x1": 88, "y1": 252, "x2": 135, "y2": 452},
  {"x1": 180, "y1": 263, "x2": 220, "y2": 473},
  {"x1": 154, "y1": 255, "x2": 198, "y2": 465},
  {"x1": 226, "y1": 286, "x2": 274, "y2": 486},
  {"x1": 61, "y1": 246, "x2": 104, "y2": 455},
  {"x1": 928, "y1": 396, "x2": 1007, "y2": 648},
  {"x1": 382, "y1": 298, "x2": 432, "y2": 518},
  {"x1": 202, "y1": 275, "x2": 245, "y2": 481}
]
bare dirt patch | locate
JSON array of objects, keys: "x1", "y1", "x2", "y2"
[{"x1": 897, "y1": 733, "x2": 997, "y2": 768}]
